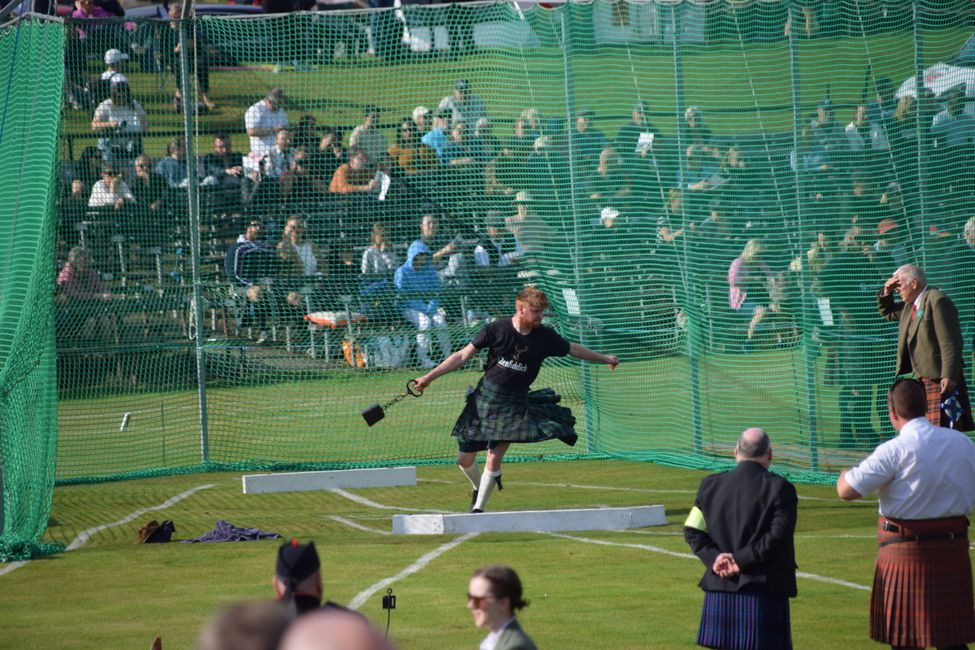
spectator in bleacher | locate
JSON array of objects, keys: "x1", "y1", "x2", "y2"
[
  {"x1": 329, "y1": 147, "x2": 378, "y2": 195},
  {"x1": 810, "y1": 99, "x2": 847, "y2": 163},
  {"x1": 202, "y1": 134, "x2": 245, "y2": 213},
  {"x1": 615, "y1": 101, "x2": 662, "y2": 207},
  {"x1": 162, "y1": 3, "x2": 216, "y2": 113},
  {"x1": 87, "y1": 161, "x2": 134, "y2": 210},
  {"x1": 196, "y1": 600, "x2": 290, "y2": 650},
  {"x1": 307, "y1": 128, "x2": 346, "y2": 190},
  {"x1": 411, "y1": 105, "x2": 430, "y2": 135},
  {"x1": 277, "y1": 216, "x2": 322, "y2": 280},
  {"x1": 74, "y1": 145, "x2": 106, "y2": 193},
  {"x1": 680, "y1": 145, "x2": 725, "y2": 204},
  {"x1": 388, "y1": 117, "x2": 437, "y2": 177},
  {"x1": 245, "y1": 88, "x2": 289, "y2": 159},
  {"x1": 56, "y1": 246, "x2": 115, "y2": 341},
  {"x1": 872, "y1": 217, "x2": 910, "y2": 275},
  {"x1": 931, "y1": 87, "x2": 975, "y2": 204},
  {"x1": 843, "y1": 173, "x2": 879, "y2": 232},
  {"x1": 421, "y1": 109, "x2": 450, "y2": 163},
  {"x1": 483, "y1": 139, "x2": 522, "y2": 200},
  {"x1": 100, "y1": 47, "x2": 129, "y2": 89},
  {"x1": 264, "y1": 128, "x2": 296, "y2": 181},
  {"x1": 513, "y1": 107, "x2": 543, "y2": 149},
  {"x1": 129, "y1": 154, "x2": 167, "y2": 216},
  {"x1": 728, "y1": 239, "x2": 777, "y2": 342},
  {"x1": 281, "y1": 147, "x2": 324, "y2": 211},
  {"x1": 437, "y1": 79, "x2": 487, "y2": 133},
  {"x1": 473, "y1": 117, "x2": 498, "y2": 159},
  {"x1": 155, "y1": 137, "x2": 198, "y2": 189},
  {"x1": 441, "y1": 120, "x2": 487, "y2": 192},
  {"x1": 585, "y1": 146, "x2": 632, "y2": 215},
  {"x1": 349, "y1": 106, "x2": 389, "y2": 171},
  {"x1": 473, "y1": 213, "x2": 518, "y2": 268},
  {"x1": 393, "y1": 240, "x2": 452, "y2": 369},
  {"x1": 570, "y1": 108, "x2": 608, "y2": 178},
  {"x1": 228, "y1": 219, "x2": 278, "y2": 343},
  {"x1": 293, "y1": 114, "x2": 320, "y2": 152},
  {"x1": 420, "y1": 213, "x2": 465, "y2": 280},
  {"x1": 682, "y1": 106, "x2": 712, "y2": 147},
  {"x1": 71, "y1": 0, "x2": 130, "y2": 49},
  {"x1": 91, "y1": 82, "x2": 146, "y2": 169},
  {"x1": 360, "y1": 221, "x2": 398, "y2": 275}
]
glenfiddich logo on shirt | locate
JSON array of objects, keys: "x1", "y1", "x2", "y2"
[{"x1": 498, "y1": 344, "x2": 529, "y2": 372}]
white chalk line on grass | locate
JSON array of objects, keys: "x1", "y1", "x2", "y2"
[
  {"x1": 328, "y1": 488, "x2": 451, "y2": 514},
  {"x1": 349, "y1": 533, "x2": 479, "y2": 610},
  {"x1": 0, "y1": 483, "x2": 216, "y2": 578},
  {"x1": 546, "y1": 532, "x2": 871, "y2": 592},
  {"x1": 327, "y1": 516, "x2": 392, "y2": 536}
]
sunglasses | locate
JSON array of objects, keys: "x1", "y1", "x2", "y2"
[{"x1": 467, "y1": 593, "x2": 495, "y2": 608}]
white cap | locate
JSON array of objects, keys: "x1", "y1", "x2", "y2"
[
  {"x1": 600, "y1": 206, "x2": 620, "y2": 222},
  {"x1": 412, "y1": 106, "x2": 430, "y2": 122},
  {"x1": 105, "y1": 48, "x2": 129, "y2": 65}
]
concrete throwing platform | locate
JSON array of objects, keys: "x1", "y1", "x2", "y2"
[
  {"x1": 392, "y1": 505, "x2": 666, "y2": 535},
  {"x1": 243, "y1": 467, "x2": 417, "y2": 494}
]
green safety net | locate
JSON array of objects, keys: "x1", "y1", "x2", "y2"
[
  {"x1": 0, "y1": 18, "x2": 65, "y2": 561},
  {"x1": 39, "y1": 0, "x2": 974, "y2": 499}
]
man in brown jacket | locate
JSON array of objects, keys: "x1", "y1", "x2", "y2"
[{"x1": 878, "y1": 264, "x2": 974, "y2": 430}]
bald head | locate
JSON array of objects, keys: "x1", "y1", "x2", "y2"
[
  {"x1": 736, "y1": 428, "x2": 771, "y2": 465},
  {"x1": 279, "y1": 609, "x2": 394, "y2": 650}
]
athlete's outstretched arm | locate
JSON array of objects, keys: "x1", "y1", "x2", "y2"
[
  {"x1": 568, "y1": 342, "x2": 619, "y2": 369},
  {"x1": 414, "y1": 343, "x2": 478, "y2": 392}
]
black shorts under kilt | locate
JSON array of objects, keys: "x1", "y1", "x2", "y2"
[{"x1": 451, "y1": 378, "x2": 577, "y2": 447}]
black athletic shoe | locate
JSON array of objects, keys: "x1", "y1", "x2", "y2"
[
  {"x1": 471, "y1": 508, "x2": 483, "y2": 513},
  {"x1": 470, "y1": 489, "x2": 478, "y2": 507}
]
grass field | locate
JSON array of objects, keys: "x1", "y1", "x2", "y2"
[{"x1": 0, "y1": 459, "x2": 909, "y2": 649}]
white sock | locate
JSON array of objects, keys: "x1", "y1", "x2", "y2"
[
  {"x1": 459, "y1": 463, "x2": 480, "y2": 490},
  {"x1": 473, "y1": 470, "x2": 501, "y2": 510}
]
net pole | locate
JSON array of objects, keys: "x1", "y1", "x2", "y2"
[
  {"x1": 668, "y1": 3, "x2": 701, "y2": 454},
  {"x1": 911, "y1": 0, "x2": 926, "y2": 268},
  {"x1": 786, "y1": 4, "x2": 819, "y2": 468},
  {"x1": 558, "y1": 8, "x2": 596, "y2": 452},
  {"x1": 177, "y1": 5, "x2": 210, "y2": 463}
]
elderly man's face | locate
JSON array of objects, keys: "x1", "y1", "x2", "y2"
[{"x1": 893, "y1": 271, "x2": 922, "y2": 304}]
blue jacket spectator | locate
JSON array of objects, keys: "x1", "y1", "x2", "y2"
[{"x1": 394, "y1": 241, "x2": 441, "y2": 315}]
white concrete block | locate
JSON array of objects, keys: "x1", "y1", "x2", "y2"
[
  {"x1": 243, "y1": 467, "x2": 417, "y2": 494},
  {"x1": 392, "y1": 505, "x2": 666, "y2": 535}
]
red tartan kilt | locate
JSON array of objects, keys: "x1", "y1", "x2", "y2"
[{"x1": 871, "y1": 516, "x2": 975, "y2": 648}]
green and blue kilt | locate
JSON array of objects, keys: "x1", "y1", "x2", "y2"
[
  {"x1": 697, "y1": 590, "x2": 793, "y2": 650},
  {"x1": 451, "y1": 378, "x2": 577, "y2": 446}
]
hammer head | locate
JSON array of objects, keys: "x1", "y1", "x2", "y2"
[{"x1": 361, "y1": 403, "x2": 385, "y2": 427}]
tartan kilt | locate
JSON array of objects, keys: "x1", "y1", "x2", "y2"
[
  {"x1": 451, "y1": 378, "x2": 577, "y2": 446},
  {"x1": 918, "y1": 375, "x2": 975, "y2": 431},
  {"x1": 697, "y1": 590, "x2": 792, "y2": 650},
  {"x1": 871, "y1": 515, "x2": 975, "y2": 648}
]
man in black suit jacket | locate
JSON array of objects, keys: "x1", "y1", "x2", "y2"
[{"x1": 684, "y1": 427, "x2": 798, "y2": 650}]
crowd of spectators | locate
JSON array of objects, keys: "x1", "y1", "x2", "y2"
[{"x1": 54, "y1": 3, "x2": 975, "y2": 376}]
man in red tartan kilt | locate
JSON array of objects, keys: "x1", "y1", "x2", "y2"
[
  {"x1": 878, "y1": 265, "x2": 974, "y2": 431},
  {"x1": 838, "y1": 379, "x2": 975, "y2": 649},
  {"x1": 413, "y1": 287, "x2": 618, "y2": 513}
]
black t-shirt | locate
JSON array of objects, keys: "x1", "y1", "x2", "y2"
[{"x1": 472, "y1": 318, "x2": 570, "y2": 391}]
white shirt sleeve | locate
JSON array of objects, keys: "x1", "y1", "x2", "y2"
[{"x1": 845, "y1": 441, "x2": 898, "y2": 498}]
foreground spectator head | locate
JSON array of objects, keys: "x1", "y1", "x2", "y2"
[
  {"x1": 468, "y1": 565, "x2": 529, "y2": 631},
  {"x1": 273, "y1": 539, "x2": 324, "y2": 614},
  {"x1": 197, "y1": 600, "x2": 290, "y2": 650},
  {"x1": 279, "y1": 609, "x2": 394, "y2": 650}
]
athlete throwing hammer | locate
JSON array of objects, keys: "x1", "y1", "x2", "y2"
[{"x1": 414, "y1": 287, "x2": 619, "y2": 512}]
